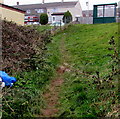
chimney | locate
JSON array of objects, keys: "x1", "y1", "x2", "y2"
[
  {"x1": 17, "y1": 2, "x2": 19, "y2": 5},
  {"x1": 0, "y1": 0, "x2": 4, "y2": 4},
  {"x1": 42, "y1": 0, "x2": 44, "y2": 4}
]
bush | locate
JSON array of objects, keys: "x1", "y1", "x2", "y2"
[
  {"x1": 2, "y1": 20, "x2": 43, "y2": 73},
  {"x1": 40, "y1": 13, "x2": 48, "y2": 25},
  {"x1": 63, "y1": 11, "x2": 72, "y2": 24},
  {"x1": 2, "y1": 20, "x2": 52, "y2": 74}
]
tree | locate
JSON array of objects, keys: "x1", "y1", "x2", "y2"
[
  {"x1": 40, "y1": 13, "x2": 48, "y2": 25},
  {"x1": 63, "y1": 11, "x2": 72, "y2": 24}
]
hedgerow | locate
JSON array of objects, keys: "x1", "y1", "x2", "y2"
[{"x1": 1, "y1": 20, "x2": 54, "y2": 118}]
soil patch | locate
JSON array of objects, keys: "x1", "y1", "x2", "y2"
[{"x1": 40, "y1": 66, "x2": 65, "y2": 117}]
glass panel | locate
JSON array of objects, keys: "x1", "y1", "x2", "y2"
[
  {"x1": 53, "y1": 17, "x2": 55, "y2": 21},
  {"x1": 52, "y1": 8, "x2": 58, "y2": 12},
  {"x1": 41, "y1": 9, "x2": 44, "y2": 13},
  {"x1": 35, "y1": 9, "x2": 44, "y2": 13},
  {"x1": 97, "y1": 6, "x2": 103, "y2": 17},
  {"x1": 104, "y1": 5, "x2": 115, "y2": 17}
]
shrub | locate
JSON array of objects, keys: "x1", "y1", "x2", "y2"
[
  {"x1": 40, "y1": 13, "x2": 48, "y2": 25},
  {"x1": 63, "y1": 11, "x2": 72, "y2": 24},
  {"x1": 2, "y1": 20, "x2": 42, "y2": 73}
]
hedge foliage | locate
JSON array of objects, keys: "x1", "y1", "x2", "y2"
[
  {"x1": 63, "y1": 11, "x2": 72, "y2": 24},
  {"x1": 2, "y1": 20, "x2": 52, "y2": 74},
  {"x1": 40, "y1": 13, "x2": 48, "y2": 25}
]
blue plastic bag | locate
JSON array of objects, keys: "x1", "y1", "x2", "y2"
[{"x1": 0, "y1": 71, "x2": 16, "y2": 87}]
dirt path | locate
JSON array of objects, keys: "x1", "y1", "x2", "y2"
[
  {"x1": 40, "y1": 68, "x2": 64, "y2": 117},
  {"x1": 40, "y1": 34, "x2": 70, "y2": 117}
]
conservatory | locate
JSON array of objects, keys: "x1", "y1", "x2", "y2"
[{"x1": 93, "y1": 3, "x2": 117, "y2": 24}]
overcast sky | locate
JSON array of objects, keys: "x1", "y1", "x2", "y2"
[{"x1": 4, "y1": 0, "x2": 120, "y2": 10}]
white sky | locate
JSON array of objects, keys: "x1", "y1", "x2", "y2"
[{"x1": 4, "y1": 0, "x2": 120, "y2": 10}]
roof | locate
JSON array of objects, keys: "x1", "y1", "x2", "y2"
[
  {"x1": 0, "y1": 3, "x2": 25, "y2": 13},
  {"x1": 13, "y1": 1, "x2": 78, "y2": 10},
  {"x1": 94, "y1": 3, "x2": 117, "y2": 6},
  {"x1": 51, "y1": 12, "x2": 65, "y2": 16}
]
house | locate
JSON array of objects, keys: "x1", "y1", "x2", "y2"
[
  {"x1": 0, "y1": 1, "x2": 25, "y2": 25},
  {"x1": 13, "y1": 0, "x2": 82, "y2": 25}
]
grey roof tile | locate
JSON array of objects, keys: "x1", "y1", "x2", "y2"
[{"x1": 13, "y1": 1, "x2": 78, "y2": 10}]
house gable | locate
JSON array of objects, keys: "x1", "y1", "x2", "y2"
[
  {"x1": 0, "y1": 3, "x2": 25, "y2": 25},
  {"x1": 0, "y1": 3, "x2": 25, "y2": 14}
]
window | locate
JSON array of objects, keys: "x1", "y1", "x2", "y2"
[
  {"x1": 97, "y1": 5, "x2": 115, "y2": 17},
  {"x1": 104, "y1": 5, "x2": 115, "y2": 17},
  {"x1": 26, "y1": 10, "x2": 31, "y2": 14},
  {"x1": 35, "y1": 9, "x2": 44, "y2": 13},
  {"x1": 53, "y1": 17, "x2": 55, "y2": 21},
  {"x1": 52, "y1": 8, "x2": 58, "y2": 12},
  {"x1": 41, "y1": 9, "x2": 44, "y2": 13},
  {"x1": 83, "y1": 14, "x2": 86, "y2": 17},
  {"x1": 97, "y1": 6, "x2": 103, "y2": 17}
]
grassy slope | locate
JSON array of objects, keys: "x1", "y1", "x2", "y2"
[
  {"x1": 3, "y1": 23, "x2": 118, "y2": 118},
  {"x1": 64, "y1": 23, "x2": 118, "y2": 75},
  {"x1": 49, "y1": 23, "x2": 118, "y2": 117}
]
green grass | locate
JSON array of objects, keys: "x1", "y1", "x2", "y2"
[
  {"x1": 50, "y1": 23, "x2": 118, "y2": 117},
  {"x1": 2, "y1": 63, "x2": 55, "y2": 118},
  {"x1": 63, "y1": 23, "x2": 117, "y2": 74},
  {"x1": 35, "y1": 25, "x2": 53, "y2": 32}
]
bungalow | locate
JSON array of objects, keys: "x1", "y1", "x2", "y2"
[
  {"x1": 14, "y1": 0, "x2": 82, "y2": 25},
  {"x1": 0, "y1": 1, "x2": 25, "y2": 25}
]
